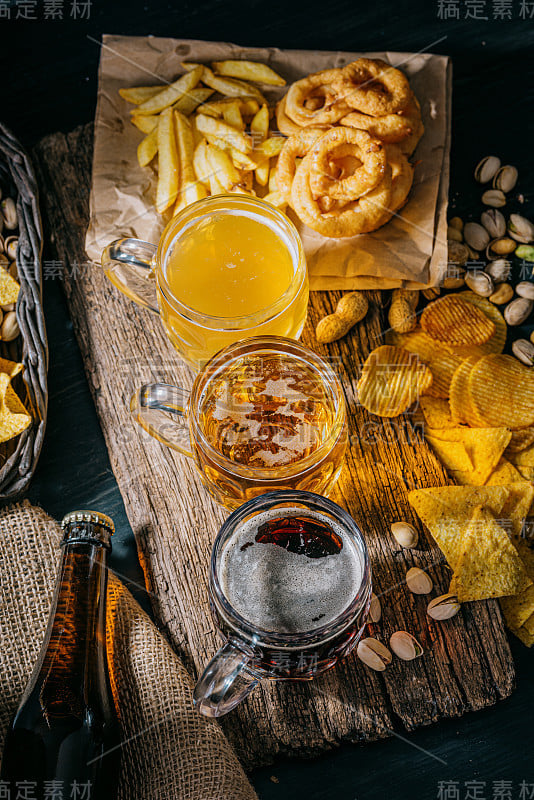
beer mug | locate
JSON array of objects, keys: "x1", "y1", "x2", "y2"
[
  {"x1": 101, "y1": 195, "x2": 309, "y2": 369},
  {"x1": 130, "y1": 336, "x2": 348, "y2": 510},
  {"x1": 193, "y1": 491, "x2": 371, "y2": 717}
]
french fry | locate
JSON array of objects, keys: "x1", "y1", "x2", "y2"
[
  {"x1": 255, "y1": 136, "x2": 285, "y2": 158},
  {"x1": 222, "y1": 101, "x2": 245, "y2": 131},
  {"x1": 156, "y1": 107, "x2": 179, "y2": 213},
  {"x1": 201, "y1": 97, "x2": 260, "y2": 118},
  {"x1": 173, "y1": 111, "x2": 207, "y2": 211},
  {"x1": 181, "y1": 63, "x2": 266, "y2": 104},
  {"x1": 192, "y1": 141, "x2": 212, "y2": 186},
  {"x1": 208, "y1": 170, "x2": 226, "y2": 196},
  {"x1": 173, "y1": 87, "x2": 214, "y2": 116},
  {"x1": 135, "y1": 66, "x2": 203, "y2": 115},
  {"x1": 251, "y1": 105, "x2": 269, "y2": 187},
  {"x1": 137, "y1": 127, "x2": 158, "y2": 168},
  {"x1": 195, "y1": 114, "x2": 252, "y2": 154},
  {"x1": 119, "y1": 85, "x2": 165, "y2": 104},
  {"x1": 131, "y1": 114, "x2": 159, "y2": 134},
  {"x1": 202, "y1": 134, "x2": 257, "y2": 171},
  {"x1": 212, "y1": 60, "x2": 286, "y2": 87},
  {"x1": 205, "y1": 144, "x2": 241, "y2": 191},
  {"x1": 268, "y1": 164, "x2": 278, "y2": 192},
  {"x1": 262, "y1": 191, "x2": 287, "y2": 209},
  {"x1": 174, "y1": 180, "x2": 208, "y2": 215}
]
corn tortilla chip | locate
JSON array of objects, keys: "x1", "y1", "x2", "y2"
[
  {"x1": 0, "y1": 269, "x2": 20, "y2": 306},
  {"x1": 453, "y1": 506, "x2": 531, "y2": 602},
  {"x1": 510, "y1": 443, "x2": 534, "y2": 468},
  {"x1": 425, "y1": 436, "x2": 474, "y2": 473},
  {"x1": 424, "y1": 426, "x2": 511, "y2": 485},
  {"x1": 516, "y1": 466, "x2": 534, "y2": 482},
  {"x1": 408, "y1": 485, "x2": 510, "y2": 568},
  {"x1": 500, "y1": 483, "x2": 534, "y2": 537},
  {"x1": 486, "y1": 458, "x2": 524, "y2": 486},
  {"x1": 500, "y1": 539, "x2": 534, "y2": 629},
  {"x1": 506, "y1": 427, "x2": 534, "y2": 453},
  {"x1": 509, "y1": 625, "x2": 534, "y2": 647},
  {"x1": 0, "y1": 357, "x2": 23, "y2": 378},
  {"x1": 0, "y1": 373, "x2": 31, "y2": 444},
  {"x1": 420, "y1": 396, "x2": 456, "y2": 429}
]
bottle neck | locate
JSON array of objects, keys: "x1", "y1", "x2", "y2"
[{"x1": 32, "y1": 539, "x2": 110, "y2": 718}]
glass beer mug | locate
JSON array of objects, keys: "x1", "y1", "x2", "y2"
[
  {"x1": 130, "y1": 336, "x2": 348, "y2": 510},
  {"x1": 101, "y1": 195, "x2": 309, "y2": 369},
  {"x1": 193, "y1": 491, "x2": 372, "y2": 717}
]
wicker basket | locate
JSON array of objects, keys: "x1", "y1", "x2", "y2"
[{"x1": 0, "y1": 123, "x2": 47, "y2": 500}]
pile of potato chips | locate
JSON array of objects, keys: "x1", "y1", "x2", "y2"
[
  {"x1": 357, "y1": 290, "x2": 534, "y2": 644},
  {"x1": 119, "y1": 60, "x2": 287, "y2": 218}
]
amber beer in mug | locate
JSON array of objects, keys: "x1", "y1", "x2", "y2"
[
  {"x1": 193, "y1": 491, "x2": 371, "y2": 717},
  {"x1": 130, "y1": 336, "x2": 348, "y2": 509},
  {"x1": 0, "y1": 511, "x2": 121, "y2": 799},
  {"x1": 101, "y1": 195, "x2": 309, "y2": 369}
]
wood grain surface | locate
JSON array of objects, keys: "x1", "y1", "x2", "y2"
[{"x1": 33, "y1": 123, "x2": 515, "y2": 769}]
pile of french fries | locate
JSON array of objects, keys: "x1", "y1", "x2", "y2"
[{"x1": 119, "y1": 60, "x2": 288, "y2": 216}]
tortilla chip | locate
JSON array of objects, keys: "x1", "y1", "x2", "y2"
[
  {"x1": 516, "y1": 466, "x2": 534, "y2": 482},
  {"x1": 0, "y1": 269, "x2": 20, "y2": 306},
  {"x1": 500, "y1": 483, "x2": 534, "y2": 537},
  {"x1": 425, "y1": 436, "x2": 474, "y2": 473},
  {"x1": 420, "y1": 396, "x2": 456, "y2": 429},
  {"x1": 486, "y1": 458, "x2": 524, "y2": 486},
  {"x1": 509, "y1": 624, "x2": 534, "y2": 647},
  {"x1": 453, "y1": 506, "x2": 532, "y2": 602},
  {"x1": 500, "y1": 539, "x2": 534, "y2": 629},
  {"x1": 408, "y1": 485, "x2": 510, "y2": 568},
  {"x1": 510, "y1": 443, "x2": 534, "y2": 467},
  {"x1": 0, "y1": 373, "x2": 31, "y2": 444},
  {"x1": 0, "y1": 357, "x2": 23, "y2": 378},
  {"x1": 424, "y1": 427, "x2": 511, "y2": 485}
]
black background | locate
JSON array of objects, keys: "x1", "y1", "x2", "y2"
[{"x1": 2, "y1": 1, "x2": 534, "y2": 797}]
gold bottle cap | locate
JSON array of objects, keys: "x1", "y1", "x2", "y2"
[{"x1": 61, "y1": 510, "x2": 115, "y2": 534}]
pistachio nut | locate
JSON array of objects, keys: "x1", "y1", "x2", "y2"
[
  {"x1": 1, "y1": 303, "x2": 14, "y2": 312},
  {"x1": 356, "y1": 637, "x2": 392, "y2": 671},
  {"x1": 485, "y1": 258, "x2": 511, "y2": 283},
  {"x1": 448, "y1": 216, "x2": 463, "y2": 231},
  {"x1": 447, "y1": 226, "x2": 463, "y2": 243},
  {"x1": 512, "y1": 339, "x2": 534, "y2": 367},
  {"x1": 447, "y1": 240, "x2": 469, "y2": 267},
  {"x1": 515, "y1": 245, "x2": 534, "y2": 262},
  {"x1": 481, "y1": 209, "x2": 506, "y2": 239},
  {"x1": 516, "y1": 281, "x2": 534, "y2": 301},
  {"x1": 481, "y1": 189, "x2": 506, "y2": 208},
  {"x1": 504, "y1": 297, "x2": 533, "y2": 326},
  {"x1": 465, "y1": 270, "x2": 494, "y2": 297},
  {"x1": 0, "y1": 311, "x2": 19, "y2": 341},
  {"x1": 1, "y1": 198, "x2": 17, "y2": 231},
  {"x1": 368, "y1": 593, "x2": 382, "y2": 623},
  {"x1": 508, "y1": 214, "x2": 534, "y2": 244},
  {"x1": 442, "y1": 267, "x2": 466, "y2": 290},
  {"x1": 493, "y1": 164, "x2": 518, "y2": 193},
  {"x1": 487, "y1": 237, "x2": 516, "y2": 259},
  {"x1": 0, "y1": 234, "x2": 4, "y2": 255},
  {"x1": 489, "y1": 283, "x2": 514, "y2": 305},
  {"x1": 389, "y1": 631, "x2": 424, "y2": 661},
  {"x1": 474, "y1": 155, "x2": 500, "y2": 184},
  {"x1": 8, "y1": 262, "x2": 17, "y2": 280},
  {"x1": 427, "y1": 593, "x2": 461, "y2": 621},
  {"x1": 0, "y1": 253, "x2": 8, "y2": 269},
  {"x1": 391, "y1": 521, "x2": 419, "y2": 549},
  {"x1": 406, "y1": 567, "x2": 433, "y2": 595},
  {"x1": 465, "y1": 244, "x2": 480, "y2": 261},
  {"x1": 4, "y1": 236, "x2": 18, "y2": 261},
  {"x1": 464, "y1": 222, "x2": 490, "y2": 251}
]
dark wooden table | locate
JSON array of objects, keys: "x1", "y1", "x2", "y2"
[{"x1": 3, "y1": 1, "x2": 534, "y2": 796}]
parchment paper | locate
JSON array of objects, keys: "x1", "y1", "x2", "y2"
[{"x1": 86, "y1": 35, "x2": 451, "y2": 290}]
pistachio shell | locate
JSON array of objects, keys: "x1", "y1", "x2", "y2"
[
  {"x1": 516, "y1": 282, "x2": 534, "y2": 301},
  {"x1": 481, "y1": 209, "x2": 506, "y2": 239},
  {"x1": 474, "y1": 156, "x2": 500, "y2": 184},
  {"x1": 391, "y1": 521, "x2": 418, "y2": 549},
  {"x1": 356, "y1": 637, "x2": 392, "y2": 671},
  {"x1": 368, "y1": 593, "x2": 382, "y2": 623},
  {"x1": 0, "y1": 198, "x2": 17, "y2": 231},
  {"x1": 389, "y1": 631, "x2": 424, "y2": 661},
  {"x1": 481, "y1": 189, "x2": 506, "y2": 208},
  {"x1": 406, "y1": 567, "x2": 433, "y2": 595},
  {"x1": 508, "y1": 214, "x2": 534, "y2": 244},
  {"x1": 485, "y1": 258, "x2": 511, "y2": 283},
  {"x1": 504, "y1": 297, "x2": 533, "y2": 326},
  {"x1": 464, "y1": 222, "x2": 490, "y2": 251},
  {"x1": 493, "y1": 164, "x2": 518, "y2": 193},
  {"x1": 427, "y1": 593, "x2": 460, "y2": 620},
  {"x1": 512, "y1": 339, "x2": 534, "y2": 366},
  {"x1": 0, "y1": 311, "x2": 19, "y2": 341},
  {"x1": 465, "y1": 270, "x2": 494, "y2": 297}
]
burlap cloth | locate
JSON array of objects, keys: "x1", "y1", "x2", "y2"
[{"x1": 0, "y1": 501, "x2": 258, "y2": 800}]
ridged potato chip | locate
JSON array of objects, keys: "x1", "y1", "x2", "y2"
[
  {"x1": 507, "y1": 427, "x2": 534, "y2": 453},
  {"x1": 385, "y1": 328, "x2": 462, "y2": 399},
  {"x1": 468, "y1": 354, "x2": 534, "y2": 429},
  {"x1": 420, "y1": 295, "x2": 495, "y2": 345},
  {"x1": 357, "y1": 345, "x2": 432, "y2": 418},
  {"x1": 452, "y1": 505, "x2": 532, "y2": 602},
  {"x1": 448, "y1": 356, "x2": 484, "y2": 426},
  {"x1": 444, "y1": 292, "x2": 507, "y2": 358}
]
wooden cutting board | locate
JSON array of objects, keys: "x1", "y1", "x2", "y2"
[{"x1": 33, "y1": 124, "x2": 515, "y2": 770}]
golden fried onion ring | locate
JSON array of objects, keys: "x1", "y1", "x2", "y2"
[
  {"x1": 284, "y1": 68, "x2": 351, "y2": 126},
  {"x1": 341, "y1": 94, "x2": 424, "y2": 156},
  {"x1": 277, "y1": 127, "x2": 329, "y2": 199},
  {"x1": 291, "y1": 150, "x2": 393, "y2": 238},
  {"x1": 334, "y1": 58, "x2": 412, "y2": 116},
  {"x1": 307, "y1": 127, "x2": 387, "y2": 201}
]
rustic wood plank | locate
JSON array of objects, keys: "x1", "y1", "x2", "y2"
[{"x1": 33, "y1": 124, "x2": 515, "y2": 769}]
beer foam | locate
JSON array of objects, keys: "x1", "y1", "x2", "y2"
[{"x1": 219, "y1": 508, "x2": 363, "y2": 634}]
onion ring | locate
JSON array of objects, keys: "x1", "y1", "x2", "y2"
[
  {"x1": 334, "y1": 58, "x2": 412, "y2": 116},
  {"x1": 290, "y1": 153, "x2": 393, "y2": 238},
  {"x1": 276, "y1": 94, "x2": 307, "y2": 136},
  {"x1": 307, "y1": 127, "x2": 387, "y2": 201},
  {"x1": 284, "y1": 69, "x2": 351, "y2": 126},
  {"x1": 373, "y1": 145, "x2": 414, "y2": 228},
  {"x1": 277, "y1": 128, "x2": 329, "y2": 199}
]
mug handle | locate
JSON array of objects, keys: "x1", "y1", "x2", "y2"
[
  {"x1": 130, "y1": 383, "x2": 193, "y2": 458},
  {"x1": 101, "y1": 238, "x2": 160, "y2": 314},
  {"x1": 193, "y1": 637, "x2": 259, "y2": 718}
]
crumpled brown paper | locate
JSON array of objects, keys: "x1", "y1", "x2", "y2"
[{"x1": 86, "y1": 35, "x2": 451, "y2": 290}]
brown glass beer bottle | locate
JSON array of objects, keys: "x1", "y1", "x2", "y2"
[{"x1": 0, "y1": 511, "x2": 121, "y2": 799}]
